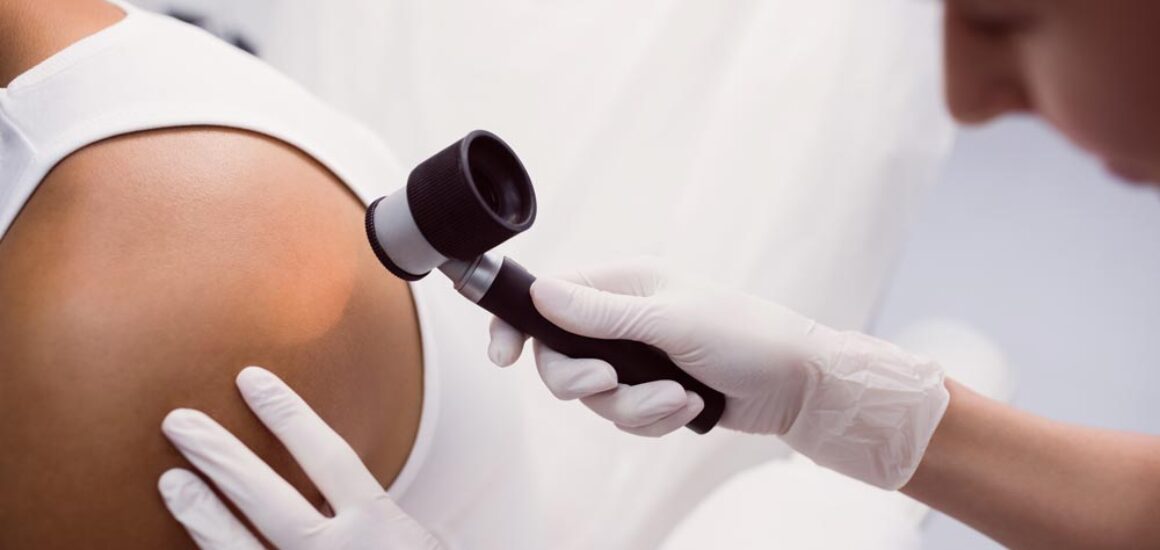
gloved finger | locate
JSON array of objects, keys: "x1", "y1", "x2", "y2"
[
  {"x1": 488, "y1": 317, "x2": 528, "y2": 367},
  {"x1": 158, "y1": 468, "x2": 265, "y2": 550},
  {"x1": 533, "y1": 340, "x2": 618, "y2": 400},
  {"x1": 162, "y1": 408, "x2": 323, "y2": 544},
  {"x1": 579, "y1": 381, "x2": 689, "y2": 428},
  {"x1": 618, "y1": 392, "x2": 705, "y2": 437},
  {"x1": 530, "y1": 278, "x2": 660, "y2": 343},
  {"x1": 554, "y1": 256, "x2": 668, "y2": 297},
  {"x1": 235, "y1": 367, "x2": 384, "y2": 512}
]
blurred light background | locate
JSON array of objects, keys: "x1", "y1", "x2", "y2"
[
  {"x1": 878, "y1": 116, "x2": 1160, "y2": 550},
  {"x1": 118, "y1": 3, "x2": 1160, "y2": 547}
]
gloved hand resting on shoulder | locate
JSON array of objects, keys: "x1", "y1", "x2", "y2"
[
  {"x1": 159, "y1": 367, "x2": 441, "y2": 550},
  {"x1": 488, "y1": 257, "x2": 949, "y2": 490}
]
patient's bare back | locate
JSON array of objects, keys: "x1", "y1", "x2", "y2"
[{"x1": 0, "y1": 128, "x2": 423, "y2": 548}]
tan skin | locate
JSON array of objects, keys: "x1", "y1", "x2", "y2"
[
  {"x1": 0, "y1": 1, "x2": 422, "y2": 547},
  {"x1": 901, "y1": 1, "x2": 1160, "y2": 549}
]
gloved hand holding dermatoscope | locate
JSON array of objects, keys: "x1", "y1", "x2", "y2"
[{"x1": 365, "y1": 130, "x2": 727, "y2": 433}]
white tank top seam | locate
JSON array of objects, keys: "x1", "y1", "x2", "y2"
[
  {"x1": 0, "y1": 0, "x2": 134, "y2": 95},
  {"x1": 0, "y1": 1, "x2": 438, "y2": 501},
  {"x1": 0, "y1": 110, "x2": 36, "y2": 229},
  {"x1": 1, "y1": 20, "x2": 132, "y2": 96}
]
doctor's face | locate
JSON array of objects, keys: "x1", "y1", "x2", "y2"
[{"x1": 943, "y1": 0, "x2": 1160, "y2": 184}]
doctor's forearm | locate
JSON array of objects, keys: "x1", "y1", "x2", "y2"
[{"x1": 902, "y1": 380, "x2": 1160, "y2": 549}]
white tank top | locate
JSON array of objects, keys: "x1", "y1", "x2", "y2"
[{"x1": 0, "y1": 2, "x2": 539, "y2": 548}]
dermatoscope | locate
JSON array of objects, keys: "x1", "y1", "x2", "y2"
[{"x1": 365, "y1": 130, "x2": 725, "y2": 433}]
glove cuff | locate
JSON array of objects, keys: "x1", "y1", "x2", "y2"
[{"x1": 782, "y1": 331, "x2": 950, "y2": 490}]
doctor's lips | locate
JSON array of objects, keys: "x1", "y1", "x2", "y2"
[{"x1": 1106, "y1": 161, "x2": 1152, "y2": 185}]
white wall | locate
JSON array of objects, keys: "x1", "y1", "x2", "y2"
[{"x1": 875, "y1": 116, "x2": 1160, "y2": 549}]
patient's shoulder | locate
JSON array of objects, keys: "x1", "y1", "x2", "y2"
[
  {"x1": 0, "y1": 127, "x2": 422, "y2": 547},
  {"x1": 1, "y1": 127, "x2": 367, "y2": 345}
]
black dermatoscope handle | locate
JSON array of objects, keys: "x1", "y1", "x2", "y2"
[
  {"x1": 477, "y1": 258, "x2": 726, "y2": 434},
  {"x1": 365, "y1": 130, "x2": 725, "y2": 433}
]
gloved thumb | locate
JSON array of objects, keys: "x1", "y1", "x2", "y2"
[{"x1": 530, "y1": 277, "x2": 658, "y2": 343}]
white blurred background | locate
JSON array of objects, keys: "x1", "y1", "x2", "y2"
[
  {"x1": 878, "y1": 116, "x2": 1160, "y2": 550},
  {"x1": 124, "y1": 2, "x2": 1160, "y2": 547}
]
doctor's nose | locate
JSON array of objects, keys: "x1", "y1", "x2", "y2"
[{"x1": 942, "y1": 9, "x2": 1033, "y2": 125}]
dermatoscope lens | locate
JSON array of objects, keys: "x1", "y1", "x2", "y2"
[
  {"x1": 466, "y1": 135, "x2": 535, "y2": 227},
  {"x1": 366, "y1": 129, "x2": 537, "y2": 277}
]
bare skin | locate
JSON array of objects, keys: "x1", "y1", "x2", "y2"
[
  {"x1": 901, "y1": 1, "x2": 1160, "y2": 548},
  {"x1": 0, "y1": 2, "x2": 423, "y2": 547},
  {"x1": 904, "y1": 382, "x2": 1160, "y2": 549},
  {"x1": 941, "y1": 0, "x2": 1160, "y2": 182}
]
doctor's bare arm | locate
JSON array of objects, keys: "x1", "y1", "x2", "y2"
[{"x1": 902, "y1": 380, "x2": 1160, "y2": 549}]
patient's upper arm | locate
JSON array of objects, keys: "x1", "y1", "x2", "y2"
[{"x1": 0, "y1": 128, "x2": 423, "y2": 548}]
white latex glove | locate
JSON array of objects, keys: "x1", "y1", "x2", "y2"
[
  {"x1": 159, "y1": 366, "x2": 441, "y2": 550},
  {"x1": 488, "y1": 257, "x2": 949, "y2": 490}
]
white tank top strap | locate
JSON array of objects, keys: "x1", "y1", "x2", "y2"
[{"x1": 0, "y1": 2, "x2": 406, "y2": 238}]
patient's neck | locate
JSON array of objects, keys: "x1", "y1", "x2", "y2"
[{"x1": 0, "y1": 0, "x2": 125, "y2": 86}]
